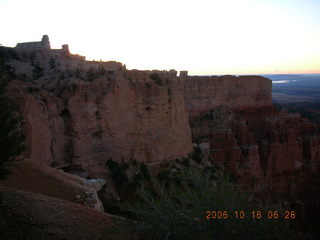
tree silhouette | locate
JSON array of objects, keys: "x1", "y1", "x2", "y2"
[{"x1": 0, "y1": 47, "x2": 25, "y2": 179}]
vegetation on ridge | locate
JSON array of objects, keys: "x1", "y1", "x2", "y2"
[
  {"x1": 115, "y1": 165, "x2": 296, "y2": 240},
  {"x1": 0, "y1": 47, "x2": 25, "y2": 179},
  {"x1": 150, "y1": 73, "x2": 163, "y2": 86}
]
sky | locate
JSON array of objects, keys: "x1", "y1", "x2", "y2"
[{"x1": 0, "y1": 0, "x2": 319, "y2": 75}]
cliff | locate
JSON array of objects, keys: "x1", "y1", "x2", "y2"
[
  {"x1": 183, "y1": 75, "x2": 272, "y2": 117},
  {"x1": 3, "y1": 44, "x2": 319, "y2": 190},
  {"x1": 7, "y1": 65, "x2": 192, "y2": 178},
  {"x1": 191, "y1": 106, "x2": 320, "y2": 195}
]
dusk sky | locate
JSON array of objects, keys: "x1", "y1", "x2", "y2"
[{"x1": 1, "y1": 0, "x2": 319, "y2": 75}]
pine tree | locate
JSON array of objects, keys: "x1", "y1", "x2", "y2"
[{"x1": 0, "y1": 48, "x2": 25, "y2": 179}]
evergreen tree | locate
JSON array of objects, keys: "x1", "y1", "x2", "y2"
[
  {"x1": 119, "y1": 166, "x2": 296, "y2": 240},
  {"x1": 0, "y1": 48, "x2": 25, "y2": 179},
  {"x1": 86, "y1": 67, "x2": 96, "y2": 82}
]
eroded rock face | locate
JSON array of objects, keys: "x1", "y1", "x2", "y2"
[
  {"x1": 191, "y1": 107, "x2": 320, "y2": 187},
  {"x1": 6, "y1": 49, "x2": 318, "y2": 193},
  {"x1": 8, "y1": 70, "x2": 192, "y2": 178},
  {"x1": 183, "y1": 75, "x2": 272, "y2": 117}
]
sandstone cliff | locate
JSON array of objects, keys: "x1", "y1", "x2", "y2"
[
  {"x1": 191, "y1": 106, "x2": 320, "y2": 195},
  {"x1": 182, "y1": 75, "x2": 272, "y2": 117},
  {"x1": 7, "y1": 67, "x2": 192, "y2": 178},
  {"x1": 4, "y1": 45, "x2": 319, "y2": 193}
]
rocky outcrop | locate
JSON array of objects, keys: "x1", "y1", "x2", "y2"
[
  {"x1": 5, "y1": 45, "x2": 318, "y2": 194},
  {"x1": 0, "y1": 159, "x2": 105, "y2": 211},
  {"x1": 0, "y1": 186, "x2": 136, "y2": 240},
  {"x1": 191, "y1": 106, "x2": 320, "y2": 194},
  {"x1": 8, "y1": 69, "x2": 192, "y2": 178},
  {"x1": 182, "y1": 75, "x2": 272, "y2": 117},
  {"x1": 82, "y1": 178, "x2": 106, "y2": 211}
]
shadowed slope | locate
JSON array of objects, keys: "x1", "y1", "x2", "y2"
[{"x1": 0, "y1": 186, "x2": 134, "y2": 240}]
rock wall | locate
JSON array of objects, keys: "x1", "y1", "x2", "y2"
[
  {"x1": 8, "y1": 70, "x2": 192, "y2": 178},
  {"x1": 6, "y1": 46, "x2": 318, "y2": 188},
  {"x1": 183, "y1": 75, "x2": 272, "y2": 117},
  {"x1": 191, "y1": 106, "x2": 320, "y2": 194}
]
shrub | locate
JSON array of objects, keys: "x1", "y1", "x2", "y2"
[
  {"x1": 112, "y1": 169, "x2": 128, "y2": 187},
  {"x1": 0, "y1": 47, "x2": 19, "y2": 63},
  {"x1": 105, "y1": 159, "x2": 119, "y2": 170},
  {"x1": 140, "y1": 163, "x2": 151, "y2": 181},
  {"x1": 68, "y1": 83, "x2": 77, "y2": 92},
  {"x1": 133, "y1": 172, "x2": 143, "y2": 183},
  {"x1": 121, "y1": 162, "x2": 129, "y2": 170},
  {"x1": 157, "y1": 170, "x2": 171, "y2": 183},
  {"x1": 59, "y1": 72, "x2": 65, "y2": 80},
  {"x1": 131, "y1": 159, "x2": 138, "y2": 166},
  {"x1": 18, "y1": 73, "x2": 28, "y2": 81},
  {"x1": 191, "y1": 146, "x2": 202, "y2": 163},
  {"x1": 150, "y1": 73, "x2": 162, "y2": 86},
  {"x1": 145, "y1": 82, "x2": 152, "y2": 89},
  {"x1": 27, "y1": 86, "x2": 40, "y2": 93},
  {"x1": 97, "y1": 65, "x2": 106, "y2": 76},
  {"x1": 200, "y1": 112, "x2": 213, "y2": 120},
  {"x1": 49, "y1": 57, "x2": 56, "y2": 69},
  {"x1": 86, "y1": 67, "x2": 96, "y2": 82},
  {"x1": 32, "y1": 62, "x2": 44, "y2": 79},
  {"x1": 75, "y1": 68, "x2": 81, "y2": 78},
  {"x1": 179, "y1": 158, "x2": 190, "y2": 167},
  {"x1": 119, "y1": 166, "x2": 295, "y2": 240},
  {"x1": 106, "y1": 159, "x2": 129, "y2": 187},
  {"x1": 0, "y1": 72, "x2": 25, "y2": 179}
]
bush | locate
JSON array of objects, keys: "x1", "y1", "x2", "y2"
[
  {"x1": 181, "y1": 158, "x2": 190, "y2": 167},
  {"x1": 97, "y1": 65, "x2": 106, "y2": 76},
  {"x1": 150, "y1": 73, "x2": 162, "y2": 86},
  {"x1": 105, "y1": 159, "x2": 119, "y2": 170},
  {"x1": 112, "y1": 169, "x2": 128, "y2": 187},
  {"x1": 18, "y1": 73, "x2": 28, "y2": 81},
  {"x1": 191, "y1": 146, "x2": 202, "y2": 163},
  {"x1": 119, "y1": 166, "x2": 295, "y2": 240},
  {"x1": 140, "y1": 163, "x2": 151, "y2": 181},
  {"x1": 86, "y1": 67, "x2": 96, "y2": 82},
  {"x1": 145, "y1": 82, "x2": 152, "y2": 89},
  {"x1": 49, "y1": 57, "x2": 56, "y2": 69},
  {"x1": 157, "y1": 170, "x2": 171, "y2": 183},
  {"x1": 131, "y1": 159, "x2": 138, "y2": 166},
  {"x1": 0, "y1": 72, "x2": 25, "y2": 179},
  {"x1": 133, "y1": 172, "x2": 143, "y2": 183},
  {"x1": 106, "y1": 159, "x2": 129, "y2": 187},
  {"x1": 59, "y1": 72, "x2": 65, "y2": 80},
  {"x1": 200, "y1": 113, "x2": 213, "y2": 120},
  {"x1": 120, "y1": 162, "x2": 129, "y2": 170},
  {"x1": 32, "y1": 62, "x2": 44, "y2": 79},
  {"x1": 0, "y1": 47, "x2": 19, "y2": 64}
]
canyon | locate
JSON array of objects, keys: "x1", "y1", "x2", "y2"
[
  {"x1": 4, "y1": 44, "x2": 320, "y2": 184},
  {"x1": 2, "y1": 39, "x2": 320, "y2": 239}
]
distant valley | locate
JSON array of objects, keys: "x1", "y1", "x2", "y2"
[
  {"x1": 263, "y1": 74, "x2": 320, "y2": 103},
  {"x1": 263, "y1": 74, "x2": 320, "y2": 124}
]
